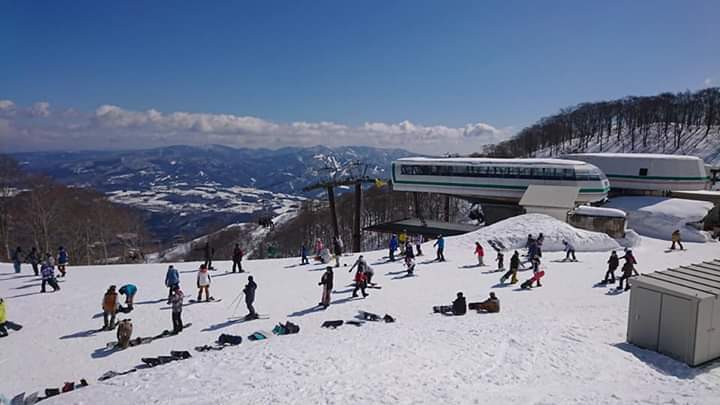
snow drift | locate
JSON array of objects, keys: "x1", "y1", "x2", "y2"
[
  {"x1": 453, "y1": 213, "x2": 621, "y2": 252},
  {"x1": 606, "y1": 197, "x2": 714, "y2": 242}
]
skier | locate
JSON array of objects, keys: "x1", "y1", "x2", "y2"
[
  {"x1": 318, "y1": 266, "x2": 333, "y2": 308},
  {"x1": 118, "y1": 284, "x2": 137, "y2": 312},
  {"x1": 562, "y1": 240, "x2": 577, "y2": 262},
  {"x1": 405, "y1": 257, "x2": 416, "y2": 276},
  {"x1": 232, "y1": 243, "x2": 244, "y2": 273},
  {"x1": 202, "y1": 242, "x2": 214, "y2": 269},
  {"x1": 11, "y1": 246, "x2": 22, "y2": 274},
  {"x1": 388, "y1": 234, "x2": 399, "y2": 262},
  {"x1": 165, "y1": 265, "x2": 180, "y2": 303},
  {"x1": 536, "y1": 233, "x2": 544, "y2": 258},
  {"x1": 0, "y1": 298, "x2": 22, "y2": 338},
  {"x1": 40, "y1": 258, "x2": 60, "y2": 293},
  {"x1": 57, "y1": 246, "x2": 69, "y2": 277},
  {"x1": 196, "y1": 264, "x2": 212, "y2": 302},
  {"x1": 102, "y1": 285, "x2": 119, "y2": 330},
  {"x1": 333, "y1": 237, "x2": 343, "y2": 268},
  {"x1": 351, "y1": 268, "x2": 368, "y2": 298},
  {"x1": 617, "y1": 261, "x2": 640, "y2": 291},
  {"x1": 301, "y1": 244, "x2": 309, "y2": 265},
  {"x1": 433, "y1": 292, "x2": 466, "y2": 316},
  {"x1": 169, "y1": 286, "x2": 185, "y2": 334},
  {"x1": 434, "y1": 235, "x2": 446, "y2": 262},
  {"x1": 475, "y1": 242, "x2": 485, "y2": 266},
  {"x1": 670, "y1": 229, "x2": 684, "y2": 250},
  {"x1": 500, "y1": 251, "x2": 520, "y2": 284},
  {"x1": 243, "y1": 276, "x2": 258, "y2": 319},
  {"x1": 602, "y1": 251, "x2": 619, "y2": 284},
  {"x1": 496, "y1": 251, "x2": 505, "y2": 271},
  {"x1": 314, "y1": 238, "x2": 324, "y2": 258},
  {"x1": 26, "y1": 247, "x2": 40, "y2": 276},
  {"x1": 414, "y1": 234, "x2": 424, "y2": 256}
]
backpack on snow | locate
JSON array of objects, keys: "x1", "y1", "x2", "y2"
[{"x1": 218, "y1": 334, "x2": 243, "y2": 345}]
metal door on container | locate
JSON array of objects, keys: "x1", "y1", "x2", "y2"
[
  {"x1": 628, "y1": 287, "x2": 662, "y2": 350},
  {"x1": 658, "y1": 294, "x2": 695, "y2": 364}
]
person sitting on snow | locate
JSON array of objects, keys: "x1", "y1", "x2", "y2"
[
  {"x1": 433, "y1": 292, "x2": 467, "y2": 316},
  {"x1": 472, "y1": 292, "x2": 500, "y2": 313}
]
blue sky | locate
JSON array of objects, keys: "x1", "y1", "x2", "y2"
[{"x1": 1, "y1": 0, "x2": 718, "y2": 153}]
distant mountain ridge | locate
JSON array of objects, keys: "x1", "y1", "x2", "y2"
[{"x1": 12, "y1": 145, "x2": 416, "y2": 241}]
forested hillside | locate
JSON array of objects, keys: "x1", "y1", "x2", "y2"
[{"x1": 484, "y1": 88, "x2": 720, "y2": 163}]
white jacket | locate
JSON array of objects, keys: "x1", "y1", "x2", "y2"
[{"x1": 197, "y1": 269, "x2": 211, "y2": 287}]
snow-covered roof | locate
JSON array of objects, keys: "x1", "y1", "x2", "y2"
[
  {"x1": 564, "y1": 153, "x2": 703, "y2": 161},
  {"x1": 573, "y1": 206, "x2": 626, "y2": 218},
  {"x1": 397, "y1": 157, "x2": 589, "y2": 166}
]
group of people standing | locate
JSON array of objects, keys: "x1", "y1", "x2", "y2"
[{"x1": 11, "y1": 246, "x2": 68, "y2": 277}]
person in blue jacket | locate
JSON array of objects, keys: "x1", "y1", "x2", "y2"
[
  {"x1": 118, "y1": 284, "x2": 137, "y2": 312},
  {"x1": 388, "y1": 235, "x2": 399, "y2": 262},
  {"x1": 57, "y1": 246, "x2": 69, "y2": 277},
  {"x1": 434, "y1": 235, "x2": 445, "y2": 262},
  {"x1": 165, "y1": 265, "x2": 180, "y2": 303},
  {"x1": 11, "y1": 247, "x2": 22, "y2": 274},
  {"x1": 301, "y1": 244, "x2": 309, "y2": 265}
]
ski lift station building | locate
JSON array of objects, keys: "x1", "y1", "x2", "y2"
[{"x1": 627, "y1": 260, "x2": 720, "y2": 366}]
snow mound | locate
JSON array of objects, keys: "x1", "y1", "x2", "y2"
[
  {"x1": 453, "y1": 213, "x2": 621, "y2": 252},
  {"x1": 606, "y1": 197, "x2": 714, "y2": 242}
]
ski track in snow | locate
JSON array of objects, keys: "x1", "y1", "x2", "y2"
[{"x1": 1, "y1": 223, "x2": 720, "y2": 403}]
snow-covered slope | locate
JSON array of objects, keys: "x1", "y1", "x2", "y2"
[{"x1": 2, "y1": 216, "x2": 720, "y2": 404}]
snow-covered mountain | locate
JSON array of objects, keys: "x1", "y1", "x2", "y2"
[{"x1": 13, "y1": 145, "x2": 415, "y2": 241}]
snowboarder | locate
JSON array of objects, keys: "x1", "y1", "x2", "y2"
[
  {"x1": 333, "y1": 237, "x2": 343, "y2": 268},
  {"x1": 57, "y1": 246, "x2": 69, "y2": 277},
  {"x1": 102, "y1": 285, "x2": 119, "y2": 330},
  {"x1": 364, "y1": 263, "x2": 376, "y2": 286},
  {"x1": 301, "y1": 244, "x2": 309, "y2": 265},
  {"x1": 349, "y1": 255, "x2": 368, "y2": 273},
  {"x1": 562, "y1": 240, "x2": 577, "y2": 262},
  {"x1": 196, "y1": 264, "x2": 212, "y2": 302},
  {"x1": 620, "y1": 248, "x2": 637, "y2": 267},
  {"x1": 389, "y1": 234, "x2": 399, "y2": 262},
  {"x1": 318, "y1": 266, "x2": 333, "y2": 308},
  {"x1": 40, "y1": 257, "x2": 60, "y2": 293},
  {"x1": 232, "y1": 243, "x2": 244, "y2": 273},
  {"x1": 414, "y1": 234, "x2": 424, "y2": 256},
  {"x1": 169, "y1": 286, "x2": 185, "y2": 334},
  {"x1": 165, "y1": 265, "x2": 180, "y2": 303},
  {"x1": 496, "y1": 251, "x2": 505, "y2": 271},
  {"x1": 617, "y1": 261, "x2": 640, "y2": 291},
  {"x1": 434, "y1": 235, "x2": 445, "y2": 262},
  {"x1": 536, "y1": 233, "x2": 544, "y2": 258},
  {"x1": 471, "y1": 292, "x2": 500, "y2": 313},
  {"x1": 26, "y1": 247, "x2": 40, "y2": 276},
  {"x1": 116, "y1": 319, "x2": 133, "y2": 349},
  {"x1": 602, "y1": 251, "x2": 619, "y2": 284},
  {"x1": 320, "y1": 247, "x2": 332, "y2": 264},
  {"x1": 670, "y1": 229, "x2": 684, "y2": 250},
  {"x1": 243, "y1": 276, "x2": 258, "y2": 319},
  {"x1": 351, "y1": 268, "x2": 368, "y2": 298},
  {"x1": 433, "y1": 292, "x2": 466, "y2": 315},
  {"x1": 520, "y1": 270, "x2": 545, "y2": 289},
  {"x1": 11, "y1": 246, "x2": 22, "y2": 274},
  {"x1": 500, "y1": 251, "x2": 520, "y2": 284},
  {"x1": 404, "y1": 242, "x2": 415, "y2": 268},
  {"x1": 475, "y1": 242, "x2": 485, "y2": 266},
  {"x1": 202, "y1": 242, "x2": 214, "y2": 269},
  {"x1": 531, "y1": 255, "x2": 542, "y2": 287},
  {"x1": 118, "y1": 284, "x2": 137, "y2": 312},
  {"x1": 0, "y1": 298, "x2": 22, "y2": 338}
]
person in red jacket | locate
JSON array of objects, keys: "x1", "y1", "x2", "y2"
[
  {"x1": 351, "y1": 268, "x2": 368, "y2": 298},
  {"x1": 475, "y1": 242, "x2": 485, "y2": 266}
]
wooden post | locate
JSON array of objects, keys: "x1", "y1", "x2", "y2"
[
  {"x1": 327, "y1": 186, "x2": 340, "y2": 242},
  {"x1": 352, "y1": 182, "x2": 362, "y2": 252},
  {"x1": 443, "y1": 194, "x2": 450, "y2": 222}
]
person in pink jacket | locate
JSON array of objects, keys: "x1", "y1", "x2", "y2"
[{"x1": 475, "y1": 242, "x2": 485, "y2": 266}]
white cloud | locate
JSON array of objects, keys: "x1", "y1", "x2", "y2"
[
  {"x1": 0, "y1": 100, "x2": 512, "y2": 154},
  {"x1": 704, "y1": 78, "x2": 715, "y2": 86}
]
